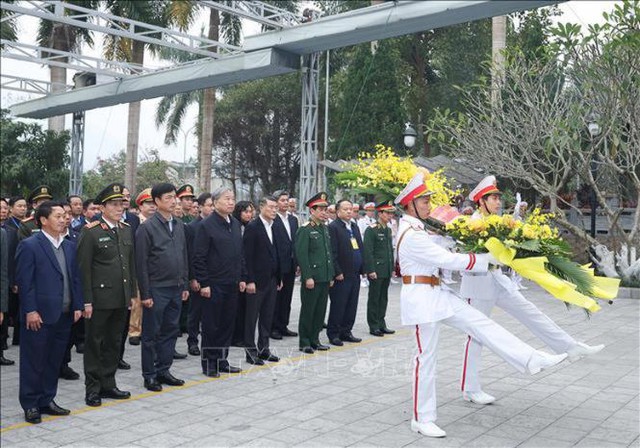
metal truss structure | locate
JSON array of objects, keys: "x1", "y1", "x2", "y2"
[
  {"x1": 1, "y1": 0, "x2": 560, "y2": 204},
  {"x1": 70, "y1": 111, "x2": 85, "y2": 195},
  {"x1": 1, "y1": 74, "x2": 70, "y2": 95}
]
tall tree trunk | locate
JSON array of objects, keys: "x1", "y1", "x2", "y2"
[
  {"x1": 491, "y1": 16, "x2": 507, "y2": 108},
  {"x1": 199, "y1": 9, "x2": 219, "y2": 193},
  {"x1": 125, "y1": 40, "x2": 145, "y2": 192}
]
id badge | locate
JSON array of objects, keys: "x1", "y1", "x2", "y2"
[{"x1": 351, "y1": 237, "x2": 359, "y2": 250}]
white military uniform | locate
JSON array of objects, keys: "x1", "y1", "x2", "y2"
[
  {"x1": 398, "y1": 214, "x2": 544, "y2": 424},
  {"x1": 459, "y1": 211, "x2": 577, "y2": 394}
]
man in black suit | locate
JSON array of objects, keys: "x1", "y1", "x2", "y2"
[
  {"x1": 243, "y1": 197, "x2": 281, "y2": 365},
  {"x1": 271, "y1": 190, "x2": 298, "y2": 340},
  {"x1": 327, "y1": 199, "x2": 364, "y2": 346}
]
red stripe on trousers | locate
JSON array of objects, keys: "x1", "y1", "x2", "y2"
[{"x1": 414, "y1": 325, "x2": 423, "y2": 421}]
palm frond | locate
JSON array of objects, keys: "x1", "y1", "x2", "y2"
[{"x1": 546, "y1": 255, "x2": 595, "y2": 297}]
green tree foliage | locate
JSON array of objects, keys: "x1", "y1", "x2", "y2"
[
  {"x1": 0, "y1": 110, "x2": 70, "y2": 198},
  {"x1": 212, "y1": 74, "x2": 302, "y2": 196}
]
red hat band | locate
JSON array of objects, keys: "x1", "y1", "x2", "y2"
[
  {"x1": 399, "y1": 183, "x2": 428, "y2": 207},
  {"x1": 472, "y1": 185, "x2": 500, "y2": 203}
]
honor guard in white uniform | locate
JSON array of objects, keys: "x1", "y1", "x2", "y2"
[
  {"x1": 395, "y1": 172, "x2": 568, "y2": 438},
  {"x1": 459, "y1": 176, "x2": 604, "y2": 406}
]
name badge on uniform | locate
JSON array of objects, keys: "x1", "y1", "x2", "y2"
[
  {"x1": 351, "y1": 237, "x2": 359, "y2": 250},
  {"x1": 99, "y1": 236, "x2": 111, "y2": 242}
]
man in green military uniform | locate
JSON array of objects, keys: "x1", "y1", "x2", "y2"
[
  {"x1": 176, "y1": 184, "x2": 195, "y2": 224},
  {"x1": 363, "y1": 200, "x2": 396, "y2": 337},
  {"x1": 295, "y1": 192, "x2": 335, "y2": 354},
  {"x1": 18, "y1": 186, "x2": 53, "y2": 239},
  {"x1": 77, "y1": 183, "x2": 137, "y2": 407}
]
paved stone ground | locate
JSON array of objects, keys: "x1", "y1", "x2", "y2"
[{"x1": 1, "y1": 279, "x2": 638, "y2": 447}]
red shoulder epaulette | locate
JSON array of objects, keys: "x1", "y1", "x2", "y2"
[{"x1": 85, "y1": 221, "x2": 101, "y2": 229}]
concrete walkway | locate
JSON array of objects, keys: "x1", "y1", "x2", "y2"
[{"x1": 1, "y1": 281, "x2": 638, "y2": 447}]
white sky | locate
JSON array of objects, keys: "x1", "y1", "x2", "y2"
[{"x1": 0, "y1": 1, "x2": 620, "y2": 171}]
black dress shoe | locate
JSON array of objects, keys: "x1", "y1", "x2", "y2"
[
  {"x1": 312, "y1": 344, "x2": 330, "y2": 351},
  {"x1": 118, "y1": 359, "x2": 131, "y2": 370},
  {"x1": 330, "y1": 338, "x2": 344, "y2": 347},
  {"x1": 59, "y1": 365, "x2": 80, "y2": 380},
  {"x1": 40, "y1": 401, "x2": 70, "y2": 416},
  {"x1": 381, "y1": 327, "x2": 395, "y2": 335},
  {"x1": 231, "y1": 340, "x2": 245, "y2": 348},
  {"x1": 1, "y1": 355, "x2": 15, "y2": 366},
  {"x1": 85, "y1": 393, "x2": 102, "y2": 407},
  {"x1": 173, "y1": 350, "x2": 187, "y2": 360},
  {"x1": 270, "y1": 331, "x2": 283, "y2": 340},
  {"x1": 157, "y1": 372, "x2": 185, "y2": 386},
  {"x1": 218, "y1": 364, "x2": 242, "y2": 374},
  {"x1": 342, "y1": 333, "x2": 362, "y2": 343},
  {"x1": 282, "y1": 328, "x2": 298, "y2": 337},
  {"x1": 203, "y1": 370, "x2": 220, "y2": 378},
  {"x1": 100, "y1": 388, "x2": 131, "y2": 400},
  {"x1": 129, "y1": 336, "x2": 141, "y2": 346},
  {"x1": 144, "y1": 378, "x2": 163, "y2": 392},
  {"x1": 25, "y1": 408, "x2": 41, "y2": 424},
  {"x1": 258, "y1": 353, "x2": 280, "y2": 362},
  {"x1": 75, "y1": 342, "x2": 85, "y2": 354},
  {"x1": 370, "y1": 329, "x2": 384, "y2": 337},
  {"x1": 245, "y1": 355, "x2": 265, "y2": 366},
  {"x1": 300, "y1": 346, "x2": 314, "y2": 354},
  {"x1": 188, "y1": 345, "x2": 201, "y2": 356}
]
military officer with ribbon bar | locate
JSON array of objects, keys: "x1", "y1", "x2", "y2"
[
  {"x1": 77, "y1": 183, "x2": 137, "y2": 408},
  {"x1": 395, "y1": 172, "x2": 568, "y2": 438},
  {"x1": 295, "y1": 192, "x2": 334, "y2": 354},
  {"x1": 363, "y1": 200, "x2": 396, "y2": 337},
  {"x1": 18, "y1": 186, "x2": 53, "y2": 239},
  {"x1": 459, "y1": 175, "x2": 604, "y2": 405}
]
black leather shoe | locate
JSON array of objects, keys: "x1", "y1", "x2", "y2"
[
  {"x1": 300, "y1": 346, "x2": 314, "y2": 354},
  {"x1": 100, "y1": 388, "x2": 131, "y2": 400},
  {"x1": 312, "y1": 344, "x2": 330, "y2": 351},
  {"x1": 203, "y1": 370, "x2": 220, "y2": 378},
  {"x1": 144, "y1": 379, "x2": 163, "y2": 392},
  {"x1": 258, "y1": 352, "x2": 280, "y2": 362},
  {"x1": 246, "y1": 355, "x2": 265, "y2": 366},
  {"x1": 59, "y1": 365, "x2": 80, "y2": 380},
  {"x1": 40, "y1": 401, "x2": 70, "y2": 416},
  {"x1": 85, "y1": 393, "x2": 101, "y2": 407},
  {"x1": 342, "y1": 333, "x2": 362, "y2": 343},
  {"x1": 129, "y1": 336, "x2": 141, "y2": 346},
  {"x1": 370, "y1": 329, "x2": 384, "y2": 337},
  {"x1": 382, "y1": 327, "x2": 395, "y2": 335},
  {"x1": 218, "y1": 364, "x2": 242, "y2": 374},
  {"x1": 75, "y1": 342, "x2": 85, "y2": 354},
  {"x1": 25, "y1": 408, "x2": 41, "y2": 424},
  {"x1": 117, "y1": 359, "x2": 131, "y2": 370},
  {"x1": 188, "y1": 345, "x2": 201, "y2": 356},
  {"x1": 330, "y1": 337, "x2": 344, "y2": 347},
  {"x1": 270, "y1": 331, "x2": 283, "y2": 340},
  {"x1": 1, "y1": 355, "x2": 15, "y2": 366},
  {"x1": 157, "y1": 372, "x2": 185, "y2": 386},
  {"x1": 282, "y1": 328, "x2": 298, "y2": 337},
  {"x1": 173, "y1": 350, "x2": 187, "y2": 360}
]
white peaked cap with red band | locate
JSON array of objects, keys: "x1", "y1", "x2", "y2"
[
  {"x1": 469, "y1": 175, "x2": 501, "y2": 203},
  {"x1": 394, "y1": 172, "x2": 434, "y2": 206}
]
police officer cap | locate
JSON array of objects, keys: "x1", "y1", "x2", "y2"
[
  {"x1": 28, "y1": 185, "x2": 53, "y2": 204},
  {"x1": 177, "y1": 184, "x2": 195, "y2": 199},
  {"x1": 306, "y1": 192, "x2": 329, "y2": 208},
  {"x1": 96, "y1": 183, "x2": 125, "y2": 204}
]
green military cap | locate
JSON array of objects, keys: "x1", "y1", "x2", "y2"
[
  {"x1": 176, "y1": 184, "x2": 195, "y2": 199},
  {"x1": 375, "y1": 200, "x2": 396, "y2": 212},
  {"x1": 95, "y1": 183, "x2": 125, "y2": 204},
  {"x1": 306, "y1": 192, "x2": 329, "y2": 208},
  {"x1": 28, "y1": 185, "x2": 53, "y2": 204}
]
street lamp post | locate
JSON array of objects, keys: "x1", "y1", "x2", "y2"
[
  {"x1": 587, "y1": 117, "x2": 601, "y2": 238},
  {"x1": 171, "y1": 124, "x2": 197, "y2": 181},
  {"x1": 403, "y1": 122, "x2": 418, "y2": 149}
]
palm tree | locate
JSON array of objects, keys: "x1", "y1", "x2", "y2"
[
  {"x1": 1, "y1": 0, "x2": 18, "y2": 47},
  {"x1": 102, "y1": 0, "x2": 195, "y2": 192},
  {"x1": 37, "y1": 0, "x2": 97, "y2": 132}
]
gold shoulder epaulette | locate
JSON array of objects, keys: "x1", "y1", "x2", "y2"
[
  {"x1": 120, "y1": 221, "x2": 130, "y2": 227},
  {"x1": 85, "y1": 221, "x2": 101, "y2": 229},
  {"x1": 302, "y1": 221, "x2": 311, "y2": 227}
]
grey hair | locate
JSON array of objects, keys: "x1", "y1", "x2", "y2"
[
  {"x1": 259, "y1": 196, "x2": 277, "y2": 208},
  {"x1": 212, "y1": 187, "x2": 234, "y2": 201}
]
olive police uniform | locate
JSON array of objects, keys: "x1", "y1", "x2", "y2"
[
  {"x1": 77, "y1": 184, "x2": 136, "y2": 404},
  {"x1": 363, "y1": 200, "x2": 395, "y2": 335},
  {"x1": 18, "y1": 186, "x2": 53, "y2": 240},
  {"x1": 295, "y1": 193, "x2": 334, "y2": 352}
]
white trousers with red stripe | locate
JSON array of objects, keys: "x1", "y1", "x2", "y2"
[
  {"x1": 413, "y1": 296, "x2": 535, "y2": 423},
  {"x1": 460, "y1": 290, "x2": 576, "y2": 393}
]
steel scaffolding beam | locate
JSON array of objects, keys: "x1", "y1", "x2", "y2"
[
  {"x1": 299, "y1": 52, "x2": 320, "y2": 216},
  {"x1": 0, "y1": 74, "x2": 70, "y2": 95},
  {"x1": 200, "y1": 1, "x2": 301, "y2": 29},
  {"x1": 69, "y1": 111, "x2": 85, "y2": 195}
]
